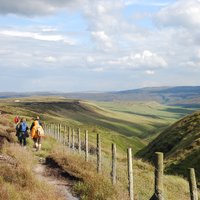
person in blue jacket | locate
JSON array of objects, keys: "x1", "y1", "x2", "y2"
[{"x1": 16, "y1": 118, "x2": 29, "y2": 147}]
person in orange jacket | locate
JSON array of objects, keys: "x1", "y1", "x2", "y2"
[{"x1": 30, "y1": 119, "x2": 44, "y2": 151}]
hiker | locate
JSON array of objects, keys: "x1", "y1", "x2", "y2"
[
  {"x1": 14, "y1": 115, "x2": 20, "y2": 124},
  {"x1": 30, "y1": 116, "x2": 42, "y2": 130},
  {"x1": 16, "y1": 118, "x2": 29, "y2": 147},
  {"x1": 30, "y1": 117, "x2": 44, "y2": 151}
]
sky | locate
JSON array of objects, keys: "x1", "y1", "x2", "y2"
[{"x1": 0, "y1": 0, "x2": 200, "y2": 92}]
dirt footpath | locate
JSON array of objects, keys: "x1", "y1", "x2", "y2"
[{"x1": 33, "y1": 160, "x2": 79, "y2": 200}]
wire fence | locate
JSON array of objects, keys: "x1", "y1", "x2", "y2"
[{"x1": 43, "y1": 123, "x2": 198, "y2": 200}]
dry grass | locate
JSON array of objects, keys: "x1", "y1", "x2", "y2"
[
  {"x1": 48, "y1": 148, "x2": 117, "y2": 200},
  {"x1": 0, "y1": 144, "x2": 66, "y2": 200},
  {"x1": 48, "y1": 145, "x2": 193, "y2": 200},
  {"x1": 0, "y1": 127, "x2": 16, "y2": 145},
  {"x1": 0, "y1": 100, "x2": 197, "y2": 200}
]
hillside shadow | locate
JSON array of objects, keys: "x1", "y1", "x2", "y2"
[
  {"x1": 18, "y1": 101, "x2": 168, "y2": 139},
  {"x1": 165, "y1": 149, "x2": 200, "y2": 186},
  {"x1": 160, "y1": 107, "x2": 194, "y2": 117},
  {"x1": 118, "y1": 110, "x2": 162, "y2": 119}
]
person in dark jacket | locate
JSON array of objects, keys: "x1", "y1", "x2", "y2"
[{"x1": 16, "y1": 118, "x2": 29, "y2": 147}]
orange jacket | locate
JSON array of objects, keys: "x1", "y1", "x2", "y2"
[{"x1": 31, "y1": 121, "x2": 40, "y2": 138}]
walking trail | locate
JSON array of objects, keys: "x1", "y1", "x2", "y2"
[{"x1": 33, "y1": 158, "x2": 79, "y2": 200}]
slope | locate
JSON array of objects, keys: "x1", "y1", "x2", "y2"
[
  {"x1": 0, "y1": 110, "x2": 195, "y2": 200},
  {"x1": 0, "y1": 97, "x2": 146, "y2": 154},
  {"x1": 137, "y1": 110, "x2": 200, "y2": 184},
  {"x1": 4, "y1": 96, "x2": 193, "y2": 138}
]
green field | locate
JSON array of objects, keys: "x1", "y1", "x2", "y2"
[
  {"x1": 0, "y1": 96, "x2": 199, "y2": 155},
  {"x1": 96, "y1": 101, "x2": 197, "y2": 139},
  {"x1": 1, "y1": 96, "x2": 200, "y2": 199}
]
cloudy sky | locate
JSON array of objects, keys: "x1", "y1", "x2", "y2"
[{"x1": 0, "y1": 0, "x2": 200, "y2": 92}]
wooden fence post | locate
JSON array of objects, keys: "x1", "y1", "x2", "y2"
[
  {"x1": 111, "y1": 143, "x2": 117, "y2": 185},
  {"x1": 68, "y1": 127, "x2": 71, "y2": 148},
  {"x1": 127, "y1": 148, "x2": 134, "y2": 200},
  {"x1": 44, "y1": 123, "x2": 46, "y2": 133},
  {"x1": 97, "y1": 134, "x2": 102, "y2": 173},
  {"x1": 78, "y1": 128, "x2": 81, "y2": 153},
  {"x1": 48, "y1": 123, "x2": 50, "y2": 136},
  {"x1": 85, "y1": 130, "x2": 89, "y2": 162},
  {"x1": 150, "y1": 152, "x2": 164, "y2": 200},
  {"x1": 59, "y1": 124, "x2": 62, "y2": 143},
  {"x1": 56, "y1": 124, "x2": 59, "y2": 141},
  {"x1": 49, "y1": 124, "x2": 51, "y2": 135},
  {"x1": 63, "y1": 125, "x2": 66, "y2": 146},
  {"x1": 52, "y1": 124, "x2": 54, "y2": 137},
  {"x1": 188, "y1": 168, "x2": 198, "y2": 200},
  {"x1": 57, "y1": 124, "x2": 59, "y2": 141},
  {"x1": 72, "y1": 129, "x2": 75, "y2": 150},
  {"x1": 43, "y1": 123, "x2": 46, "y2": 133},
  {"x1": 53, "y1": 124, "x2": 56, "y2": 139}
]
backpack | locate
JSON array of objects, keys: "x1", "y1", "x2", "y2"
[
  {"x1": 20, "y1": 122, "x2": 27, "y2": 132},
  {"x1": 36, "y1": 126, "x2": 45, "y2": 137}
]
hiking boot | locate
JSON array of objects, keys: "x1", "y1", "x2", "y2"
[{"x1": 35, "y1": 142, "x2": 38, "y2": 149}]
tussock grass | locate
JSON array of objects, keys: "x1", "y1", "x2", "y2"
[
  {"x1": 48, "y1": 148, "x2": 117, "y2": 200},
  {"x1": 0, "y1": 116, "x2": 13, "y2": 127},
  {"x1": 47, "y1": 144, "x2": 192, "y2": 200},
  {"x1": 0, "y1": 144, "x2": 65, "y2": 200},
  {"x1": 0, "y1": 126, "x2": 16, "y2": 144}
]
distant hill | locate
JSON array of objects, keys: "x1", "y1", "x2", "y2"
[
  {"x1": 136, "y1": 110, "x2": 200, "y2": 184},
  {"x1": 1, "y1": 86, "x2": 200, "y2": 105}
]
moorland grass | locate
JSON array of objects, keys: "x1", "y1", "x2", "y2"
[
  {"x1": 0, "y1": 143, "x2": 66, "y2": 200},
  {"x1": 0, "y1": 107, "x2": 197, "y2": 200},
  {"x1": 48, "y1": 144, "x2": 192, "y2": 200}
]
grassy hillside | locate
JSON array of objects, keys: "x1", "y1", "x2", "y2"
[
  {"x1": 137, "y1": 110, "x2": 200, "y2": 185},
  {"x1": 0, "y1": 116, "x2": 67, "y2": 200},
  {"x1": 0, "y1": 98, "x2": 199, "y2": 199},
  {"x1": 0, "y1": 97, "x2": 145, "y2": 154},
  {"x1": 3, "y1": 97, "x2": 197, "y2": 137},
  {"x1": 1, "y1": 96, "x2": 198, "y2": 153},
  {"x1": 96, "y1": 101, "x2": 198, "y2": 139}
]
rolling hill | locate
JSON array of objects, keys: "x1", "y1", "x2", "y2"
[
  {"x1": 0, "y1": 107, "x2": 194, "y2": 200},
  {"x1": 1, "y1": 96, "x2": 195, "y2": 139},
  {"x1": 1, "y1": 86, "x2": 200, "y2": 105},
  {"x1": 136, "y1": 110, "x2": 200, "y2": 184},
  {"x1": 1, "y1": 96, "x2": 200, "y2": 156},
  {"x1": 0, "y1": 97, "x2": 146, "y2": 154}
]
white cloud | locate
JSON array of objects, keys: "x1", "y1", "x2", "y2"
[
  {"x1": 1, "y1": 0, "x2": 200, "y2": 91},
  {"x1": 0, "y1": 0, "x2": 88, "y2": 16},
  {"x1": 145, "y1": 70, "x2": 155, "y2": 75},
  {"x1": 92, "y1": 67, "x2": 104, "y2": 72},
  {"x1": 82, "y1": 1, "x2": 124, "y2": 51},
  {"x1": 41, "y1": 27, "x2": 57, "y2": 32},
  {"x1": 0, "y1": 29, "x2": 76, "y2": 45},
  {"x1": 125, "y1": 0, "x2": 170, "y2": 7},
  {"x1": 86, "y1": 56, "x2": 95, "y2": 63},
  {"x1": 155, "y1": 0, "x2": 200, "y2": 28},
  {"x1": 91, "y1": 31, "x2": 113, "y2": 49},
  {"x1": 44, "y1": 56, "x2": 57, "y2": 63},
  {"x1": 108, "y1": 50, "x2": 167, "y2": 69}
]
